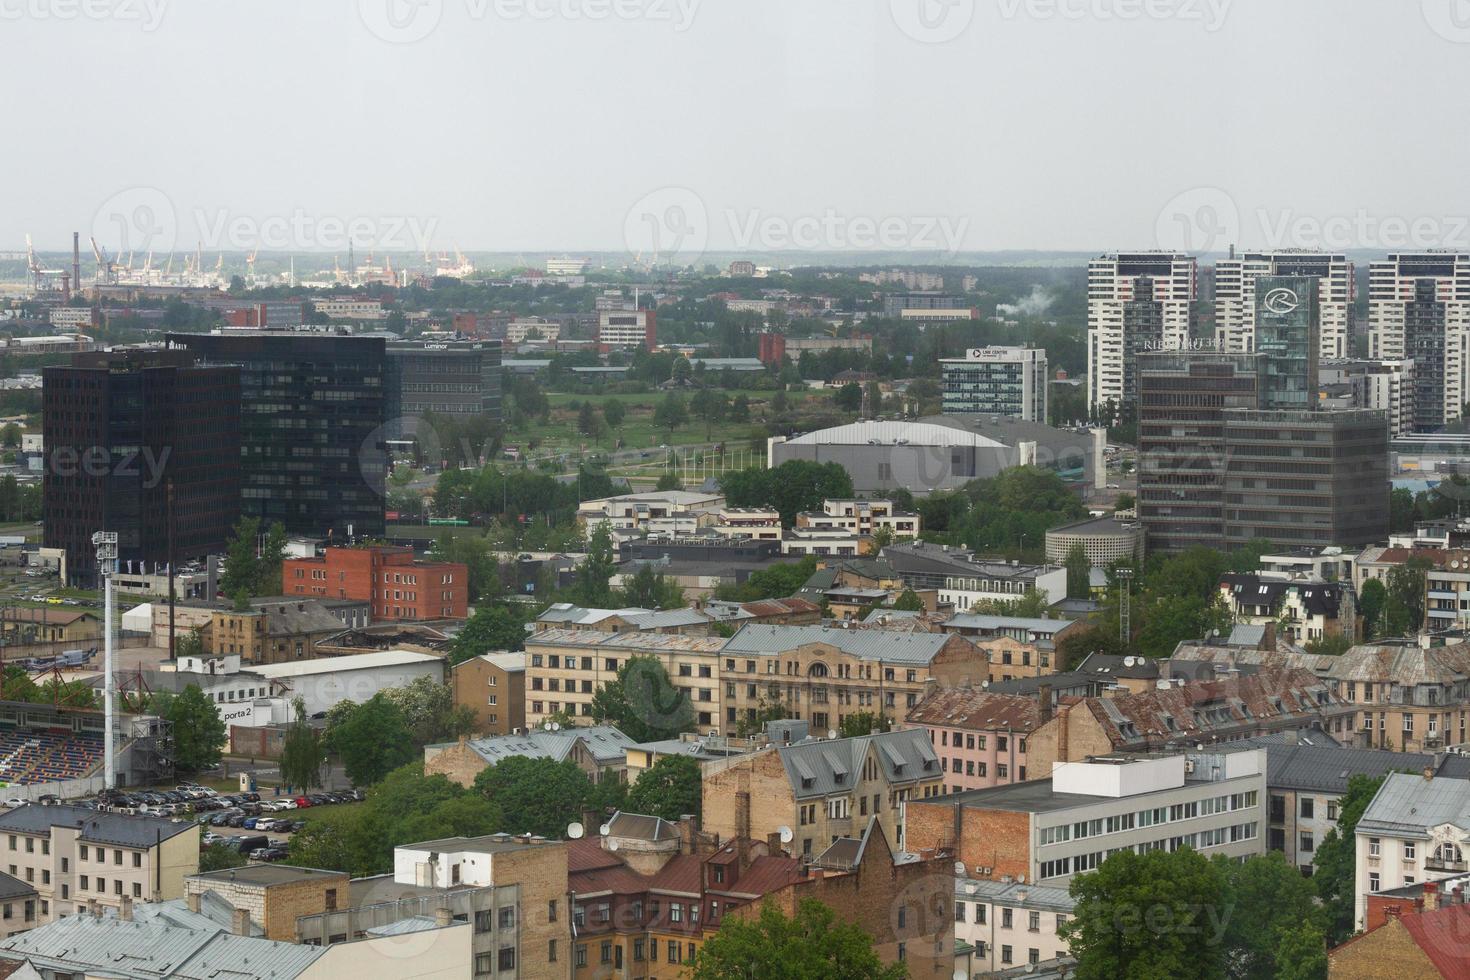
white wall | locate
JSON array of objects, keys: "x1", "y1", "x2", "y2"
[{"x1": 1052, "y1": 756, "x2": 1184, "y2": 797}]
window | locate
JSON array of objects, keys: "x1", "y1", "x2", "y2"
[
  {"x1": 475, "y1": 911, "x2": 492, "y2": 933},
  {"x1": 1299, "y1": 833, "x2": 1314, "y2": 854},
  {"x1": 1369, "y1": 872, "x2": 1380, "y2": 891},
  {"x1": 1369, "y1": 838, "x2": 1381, "y2": 857},
  {"x1": 601, "y1": 942, "x2": 612, "y2": 964},
  {"x1": 1405, "y1": 842, "x2": 1417, "y2": 861},
  {"x1": 1002, "y1": 945, "x2": 1014, "y2": 964},
  {"x1": 548, "y1": 940, "x2": 557, "y2": 962},
  {"x1": 1300, "y1": 798, "x2": 1314, "y2": 819},
  {"x1": 547, "y1": 899, "x2": 558, "y2": 922},
  {"x1": 955, "y1": 901, "x2": 966, "y2": 923},
  {"x1": 1002, "y1": 907, "x2": 1013, "y2": 928},
  {"x1": 497, "y1": 948, "x2": 515, "y2": 971},
  {"x1": 499, "y1": 907, "x2": 516, "y2": 929},
  {"x1": 474, "y1": 952, "x2": 494, "y2": 974},
  {"x1": 1028, "y1": 911, "x2": 1040, "y2": 931},
  {"x1": 575, "y1": 946, "x2": 587, "y2": 968}
]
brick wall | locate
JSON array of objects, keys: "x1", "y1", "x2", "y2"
[
  {"x1": 1025, "y1": 702, "x2": 1114, "y2": 778},
  {"x1": 905, "y1": 800, "x2": 1031, "y2": 882},
  {"x1": 424, "y1": 739, "x2": 490, "y2": 788},
  {"x1": 1328, "y1": 917, "x2": 1439, "y2": 978}
]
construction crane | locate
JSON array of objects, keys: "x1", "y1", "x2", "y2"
[
  {"x1": 90, "y1": 237, "x2": 118, "y2": 285},
  {"x1": 24, "y1": 234, "x2": 68, "y2": 294}
]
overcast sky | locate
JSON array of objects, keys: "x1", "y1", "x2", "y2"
[{"x1": 6, "y1": 0, "x2": 1469, "y2": 256}]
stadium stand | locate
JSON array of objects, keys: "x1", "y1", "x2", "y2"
[{"x1": 0, "y1": 730, "x2": 104, "y2": 785}]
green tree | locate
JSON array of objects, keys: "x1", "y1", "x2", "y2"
[
  {"x1": 1065, "y1": 542, "x2": 1091, "y2": 600},
  {"x1": 577, "y1": 401, "x2": 603, "y2": 442},
  {"x1": 279, "y1": 697, "x2": 325, "y2": 791},
  {"x1": 589, "y1": 655, "x2": 695, "y2": 743},
  {"x1": 1061, "y1": 847, "x2": 1229, "y2": 980},
  {"x1": 573, "y1": 521, "x2": 617, "y2": 606},
  {"x1": 690, "y1": 387, "x2": 728, "y2": 439},
  {"x1": 618, "y1": 564, "x2": 684, "y2": 610},
  {"x1": 1303, "y1": 633, "x2": 1353, "y2": 656},
  {"x1": 729, "y1": 394, "x2": 751, "y2": 422},
  {"x1": 174, "y1": 629, "x2": 204, "y2": 660},
  {"x1": 1213, "y1": 851, "x2": 1324, "y2": 980},
  {"x1": 626, "y1": 754, "x2": 701, "y2": 821},
  {"x1": 837, "y1": 712, "x2": 891, "y2": 737},
  {"x1": 219, "y1": 516, "x2": 288, "y2": 599},
  {"x1": 655, "y1": 472, "x2": 684, "y2": 492},
  {"x1": 735, "y1": 698, "x2": 787, "y2": 736},
  {"x1": 472, "y1": 756, "x2": 593, "y2": 838},
  {"x1": 654, "y1": 393, "x2": 689, "y2": 438},
  {"x1": 602, "y1": 399, "x2": 627, "y2": 432},
  {"x1": 1359, "y1": 578, "x2": 1387, "y2": 639},
  {"x1": 1273, "y1": 920, "x2": 1328, "y2": 980},
  {"x1": 1382, "y1": 558, "x2": 1430, "y2": 637},
  {"x1": 0, "y1": 423, "x2": 19, "y2": 448},
  {"x1": 833, "y1": 382, "x2": 863, "y2": 412},
  {"x1": 382, "y1": 674, "x2": 476, "y2": 745},
  {"x1": 714, "y1": 555, "x2": 816, "y2": 602},
  {"x1": 1315, "y1": 773, "x2": 1387, "y2": 943},
  {"x1": 690, "y1": 899, "x2": 905, "y2": 980},
  {"x1": 892, "y1": 589, "x2": 924, "y2": 612},
  {"x1": 448, "y1": 604, "x2": 528, "y2": 664},
  {"x1": 719, "y1": 461, "x2": 854, "y2": 527},
  {"x1": 199, "y1": 842, "x2": 248, "y2": 872},
  {"x1": 152, "y1": 685, "x2": 226, "y2": 772},
  {"x1": 328, "y1": 694, "x2": 416, "y2": 787}
]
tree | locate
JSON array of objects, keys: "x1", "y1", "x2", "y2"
[
  {"x1": 833, "y1": 382, "x2": 863, "y2": 413},
  {"x1": 1382, "y1": 558, "x2": 1430, "y2": 637},
  {"x1": 720, "y1": 461, "x2": 854, "y2": 527},
  {"x1": 619, "y1": 564, "x2": 684, "y2": 610},
  {"x1": 1303, "y1": 633, "x2": 1353, "y2": 656},
  {"x1": 655, "y1": 473, "x2": 684, "y2": 491},
  {"x1": 382, "y1": 675, "x2": 476, "y2": 745},
  {"x1": 1061, "y1": 847, "x2": 1229, "y2": 980},
  {"x1": 573, "y1": 521, "x2": 617, "y2": 606},
  {"x1": 730, "y1": 394, "x2": 751, "y2": 422},
  {"x1": 174, "y1": 629, "x2": 204, "y2": 660},
  {"x1": 1359, "y1": 578, "x2": 1386, "y2": 639},
  {"x1": 892, "y1": 589, "x2": 924, "y2": 612},
  {"x1": 328, "y1": 694, "x2": 416, "y2": 787},
  {"x1": 838, "y1": 712, "x2": 891, "y2": 737},
  {"x1": 690, "y1": 388, "x2": 728, "y2": 439},
  {"x1": 199, "y1": 843, "x2": 248, "y2": 872},
  {"x1": 602, "y1": 399, "x2": 627, "y2": 432},
  {"x1": 714, "y1": 555, "x2": 816, "y2": 602},
  {"x1": 448, "y1": 604, "x2": 528, "y2": 664},
  {"x1": 626, "y1": 755, "x2": 701, "y2": 821},
  {"x1": 1315, "y1": 773, "x2": 1387, "y2": 943},
  {"x1": 279, "y1": 697, "x2": 325, "y2": 791},
  {"x1": 472, "y1": 756, "x2": 594, "y2": 838},
  {"x1": 690, "y1": 899, "x2": 905, "y2": 980},
  {"x1": 0, "y1": 423, "x2": 19, "y2": 448},
  {"x1": 1273, "y1": 920, "x2": 1328, "y2": 980},
  {"x1": 153, "y1": 685, "x2": 226, "y2": 772},
  {"x1": 590, "y1": 655, "x2": 695, "y2": 743},
  {"x1": 1213, "y1": 851, "x2": 1324, "y2": 980},
  {"x1": 1065, "y1": 542, "x2": 1091, "y2": 600},
  {"x1": 654, "y1": 393, "x2": 689, "y2": 438},
  {"x1": 219, "y1": 516, "x2": 288, "y2": 599},
  {"x1": 577, "y1": 401, "x2": 603, "y2": 442}
]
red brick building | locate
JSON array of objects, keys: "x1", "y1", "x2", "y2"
[{"x1": 282, "y1": 545, "x2": 469, "y2": 621}]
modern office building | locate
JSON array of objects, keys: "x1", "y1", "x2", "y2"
[
  {"x1": 1253, "y1": 275, "x2": 1319, "y2": 410},
  {"x1": 1086, "y1": 252, "x2": 1197, "y2": 412},
  {"x1": 1369, "y1": 253, "x2": 1470, "y2": 431},
  {"x1": 1320, "y1": 359, "x2": 1415, "y2": 437},
  {"x1": 385, "y1": 337, "x2": 502, "y2": 426},
  {"x1": 596, "y1": 308, "x2": 655, "y2": 350},
  {"x1": 167, "y1": 330, "x2": 388, "y2": 540},
  {"x1": 940, "y1": 346, "x2": 1048, "y2": 421},
  {"x1": 1044, "y1": 516, "x2": 1144, "y2": 565},
  {"x1": 43, "y1": 349, "x2": 242, "y2": 587},
  {"x1": 1214, "y1": 250, "x2": 1354, "y2": 359}
]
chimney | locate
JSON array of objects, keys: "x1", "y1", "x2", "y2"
[
  {"x1": 1426, "y1": 881, "x2": 1441, "y2": 912},
  {"x1": 810, "y1": 867, "x2": 824, "y2": 880},
  {"x1": 120, "y1": 895, "x2": 133, "y2": 921},
  {"x1": 677, "y1": 814, "x2": 697, "y2": 856},
  {"x1": 232, "y1": 907, "x2": 251, "y2": 936},
  {"x1": 1058, "y1": 701, "x2": 1070, "y2": 762},
  {"x1": 186, "y1": 891, "x2": 201, "y2": 914},
  {"x1": 435, "y1": 906, "x2": 453, "y2": 928},
  {"x1": 1261, "y1": 622, "x2": 1276, "y2": 650},
  {"x1": 735, "y1": 792, "x2": 751, "y2": 868},
  {"x1": 1038, "y1": 684, "x2": 1053, "y2": 724},
  {"x1": 87, "y1": 898, "x2": 99, "y2": 918},
  {"x1": 1424, "y1": 766, "x2": 1435, "y2": 781}
]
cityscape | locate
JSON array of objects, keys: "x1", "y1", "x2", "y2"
[{"x1": 0, "y1": 2, "x2": 1467, "y2": 979}]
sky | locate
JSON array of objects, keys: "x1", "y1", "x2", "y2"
[{"x1": 5, "y1": 0, "x2": 1470, "y2": 257}]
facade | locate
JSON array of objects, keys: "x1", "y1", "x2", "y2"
[
  {"x1": 1217, "y1": 574, "x2": 1351, "y2": 645},
  {"x1": 250, "y1": 650, "x2": 447, "y2": 717},
  {"x1": 1215, "y1": 250, "x2": 1354, "y2": 359},
  {"x1": 283, "y1": 545, "x2": 469, "y2": 620},
  {"x1": 954, "y1": 878, "x2": 1074, "y2": 974},
  {"x1": 167, "y1": 330, "x2": 388, "y2": 540},
  {"x1": 906, "y1": 751, "x2": 1267, "y2": 887},
  {"x1": 204, "y1": 598, "x2": 369, "y2": 664},
  {"x1": 596, "y1": 309, "x2": 655, "y2": 350},
  {"x1": 940, "y1": 346, "x2": 1048, "y2": 421},
  {"x1": 938, "y1": 562, "x2": 1068, "y2": 610},
  {"x1": 1253, "y1": 275, "x2": 1319, "y2": 410},
  {"x1": 42, "y1": 349, "x2": 241, "y2": 588},
  {"x1": 1086, "y1": 252, "x2": 1197, "y2": 412},
  {"x1": 906, "y1": 688, "x2": 1042, "y2": 793},
  {"x1": 0, "y1": 805, "x2": 198, "y2": 927},
  {"x1": 1369, "y1": 251, "x2": 1470, "y2": 430},
  {"x1": 451, "y1": 653, "x2": 527, "y2": 736},
  {"x1": 1044, "y1": 516, "x2": 1143, "y2": 566},
  {"x1": 1321, "y1": 358, "x2": 1416, "y2": 437},
  {"x1": 1353, "y1": 772, "x2": 1470, "y2": 930},
  {"x1": 386, "y1": 338, "x2": 502, "y2": 426},
  {"x1": 1324, "y1": 641, "x2": 1470, "y2": 752},
  {"x1": 701, "y1": 728, "x2": 944, "y2": 856}
]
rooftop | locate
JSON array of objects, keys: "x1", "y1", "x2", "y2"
[
  {"x1": 526, "y1": 628, "x2": 727, "y2": 654},
  {"x1": 724, "y1": 623, "x2": 961, "y2": 665},
  {"x1": 1358, "y1": 772, "x2": 1470, "y2": 839},
  {"x1": 0, "y1": 804, "x2": 196, "y2": 848},
  {"x1": 188, "y1": 864, "x2": 346, "y2": 887},
  {"x1": 906, "y1": 688, "x2": 1042, "y2": 733},
  {"x1": 251, "y1": 650, "x2": 444, "y2": 678}
]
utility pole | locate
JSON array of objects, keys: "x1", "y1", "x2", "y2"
[
  {"x1": 167, "y1": 480, "x2": 176, "y2": 661},
  {"x1": 1117, "y1": 567, "x2": 1134, "y2": 645},
  {"x1": 92, "y1": 531, "x2": 118, "y2": 790}
]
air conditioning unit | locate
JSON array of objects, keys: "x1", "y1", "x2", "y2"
[{"x1": 1184, "y1": 759, "x2": 1196, "y2": 774}]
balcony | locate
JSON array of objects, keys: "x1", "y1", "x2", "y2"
[{"x1": 1426, "y1": 856, "x2": 1468, "y2": 874}]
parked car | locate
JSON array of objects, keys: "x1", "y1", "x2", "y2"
[
  {"x1": 225, "y1": 814, "x2": 248, "y2": 828},
  {"x1": 3, "y1": 799, "x2": 24, "y2": 809},
  {"x1": 202, "y1": 833, "x2": 223, "y2": 845}
]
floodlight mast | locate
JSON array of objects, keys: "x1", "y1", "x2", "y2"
[{"x1": 91, "y1": 532, "x2": 118, "y2": 790}]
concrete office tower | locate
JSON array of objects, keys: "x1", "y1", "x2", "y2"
[
  {"x1": 1368, "y1": 252, "x2": 1470, "y2": 431},
  {"x1": 1214, "y1": 250, "x2": 1353, "y2": 360},
  {"x1": 940, "y1": 346, "x2": 1048, "y2": 421},
  {"x1": 1087, "y1": 252, "x2": 1197, "y2": 413}
]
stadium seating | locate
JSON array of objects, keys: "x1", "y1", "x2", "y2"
[{"x1": 0, "y1": 729, "x2": 105, "y2": 785}]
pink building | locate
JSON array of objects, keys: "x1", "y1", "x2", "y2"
[{"x1": 906, "y1": 688, "x2": 1041, "y2": 794}]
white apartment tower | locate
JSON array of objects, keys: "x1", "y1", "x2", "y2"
[
  {"x1": 1368, "y1": 252, "x2": 1470, "y2": 431},
  {"x1": 1214, "y1": 250, "x2": 1354, "y2": 359},
  {"x1": 1086, "y1": 252, "x2": 1196, "y2": 413}
]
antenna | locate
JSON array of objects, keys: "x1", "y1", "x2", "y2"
[
  {"x1": 827, "y1": 729, "x2": 837, "y2": 740},
  {"x1": 599, "y1": 823, "x2": 611, "y2": 837},
  {"x1": 566, "y1": 822, "x2": 585, "y2": 840},
  {"x1": 608, "y1": 840, "x2": 620, "y2": 852},
  {"x1": 777, "y1": 826, "x2": 793, "y2": 843}
]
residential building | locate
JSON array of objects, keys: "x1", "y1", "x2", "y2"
[
  {"x1": 167, "y1": 330, "x2": 389, "y2": 540},
  {"x1": 42, "y1": 348, "x2": 241, "y2": 588},
  {"x1": 0, "y1": 872, "x2": 37, "y2": 939},
  {"x1": 1215, "y1": 250, "x2": 1354, "y2": 359},
  {"x1": 708, "y1": 507, "x2": 782, "y2": 542},
  {"x1": 1369, "y1": 251, "x2": 1470, "y2": 431},
  {"x1": 283, "y1": 545, "x2": 469, "y2": 621},
  {"x1": 701, "y1": 728, "x2": 944, "y2": 856},
  {"x1": 1352, "y1": 772, "x2": 1470, "y2": 930},
  {"x1": 577, "y1": 490, "x2": 725, "y2": 548},
  {"x1": 385, "y1": 337, "x2": 502, "y2": 426},
  {"x1": 1217, "y1": 574, "x2": 1353, "y2": 646},
  {"x1": 424, "y1": 725, "x2": 634, "y2": 789},
  {"x1": 1321, "y1": 358, "x2": 1416, "y2": 437},
  {"x1": 1331, "y1": 882, "x2": 1470, "y2": 980},
  {"x1": 533, "y1": 604, "x2": 714, "y2": 636},
  {"x1": 1044, "y1": 516, "x2": 1144, "y2": 566},
  {"x1": 203, "y1": 597, "x2": 370, "y2": 664},
  {"x1": 792, "y1": 499, "x2": 921, "y2": 540},
  {"x1": 906, "y1": 688, "x2": 1042, "y2": 793},
  {"x1": 1086, "y1": 252, "x2": 1197, "y2": 412},
  {"x1": 941, "y1": 346, "x2": 1049, "y2": 421},
  {"x1": 0, "y1": 608, "x2": 100, "y2": 647},
  {"x1": 184, "y1": 865, "x2": 351, "y2": 942},
  {"x1": 939, "y1": 614, "x2": 1080, "y2": 649},
  {"x1": 504, "y1": 316, "x2": 561, "y2": 344},
  {"x1": 1324, "y1": 641, "x2": 1470, "y2": 752},
  {"x1": 596, "y1": 309, "x2": 655, "y2": 350},
  {"x1": 954, "y1": 878, "x2": 1074, "y2": 974},
  {"x1": 938, "y1": 561, "x2": 1068, "y2": 610},
  {"x1": 0, "y1": 804, "x2": 198, "y2": 927},
  {"x1": 907, "y1": 750, "x2": 1267, "y2": 886},
  {"x1": 451, "y1": 653, "x2": 526, "y2": 736},
  {"x1": 882, "y1": 292, "x2": 973, "y2": 319}
]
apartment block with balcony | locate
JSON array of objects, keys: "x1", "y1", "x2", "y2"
[
  {"x1": 1353, "y1": 772, "x2": 1470, "y2": 931},
  {"x1": 1325, "y1": 641, "x2": 1470, "y2": 752},
  {"x1": 1086, "y1": 252, "x2": 1197, "y2": 413},
  {"x1": 1215, "y1": 250, "x2": 1354, "y2": 359}
]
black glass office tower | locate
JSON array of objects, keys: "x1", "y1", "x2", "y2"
[{"x1": 167, "y1": 331, "x2": 387, "y2": 539}]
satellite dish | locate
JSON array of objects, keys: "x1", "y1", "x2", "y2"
[
  {"x1": 777, "y1": 826, "x2": 793, "y2": 843},
  {"x1": 599, "y1": 823, "x2": 611, "y2": 837},
  {"x1": 567, "y1": 822, "x2": 585, "y2": 840},
  {"x1": 827, "y1": 729, "x2": 837, "y2": 740},
  {"x1": 964, "y1": 883, "x2": 976, "y2": 894},
  {"x1": 953, "y1": 861, "x2": 966, "y2": 876},
  {"x1": 608, "y1": 839, "x2": 620, "y2": 851},
  {"x1": 1016, "y1": 874, "x2": 1025, "y2": 884},
  {"x1": 551, "y1": 722, "x2": 561, "y2": 731}
]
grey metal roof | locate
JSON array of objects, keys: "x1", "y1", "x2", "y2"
[
  {"x1": 1215, "y1": 744, "x2": 1444, "y2": 794},
  {"x1": 942, "y1": 614, "x2": 1076, "y2": 636},
  {"x1": 777, "y1": 730, "x2": 940, "y2": 800},
  {"x1": 725, "y1": 624, "x2": 954, "y2": 665},
  {"x1": 606, "y1": 811, "x2": 681, "y2": 842},
  {"x1": 0, "y1": 804, "x2": 196, "y2": 848},
  {"x1": 955, "y1": 877, "x2": 1075, "y2": 913},
  {"x1": 435, "y1": 725, "x2": 635, "y2": 767},
  {"x1": 1358, "y1": 772, "x2": 1470, "y2": 839},
  {"x1": 0, "y1": 871, "x2": 34, "y2": 902}
]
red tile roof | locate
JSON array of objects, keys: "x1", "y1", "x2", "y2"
[
  {"x1": 1401, "y1": 903, "x2": 1470, "y2": 978},
  {"x1": 907, "y1": 688, "x2": 1041, "y2": 733}
]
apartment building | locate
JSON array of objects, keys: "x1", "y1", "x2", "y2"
[
  {"x1": 1368, "y1": 252, "x2": 1470, "y2": 430},
  {"x1": 906, "y1": 750, "x2": 1267, "y2": 887},
  {"x1": 1217, "y1": 575, "x2": 1353, "y2": 645},
  {"x1": 938, "y1": 562, "x2": 1068, "y2": 610},
  {"x1": 1044, "y1": 516, "x2": 1144, "y2": 566},
  {"x1": 1086, "y1": 251, "x2": 1197, "y2": 412},
  {"x1": 954, "y1": 878, "x2": 1074, "y2": 974},
  {"x1": 701, "y1": 728, "x2": 944, "y2": 857},
  {"x1": 940, "y1": 346, "x2": 1049, "y2": 421},
  {"x1": 452, "y1": 653, "x2": 527, "y2": 736},
  {"x1": 906, "y1": 688, "x2": 1042, "y2": 793},
  {"x1": 424, "y1": 726, "x2": 635, "y2": 790},
  {"x1": 577, "y1": 490, "x2": 725, "y2": 548},
  {"x1": 283, "y1": 545, "x2": 469, "y2": 621},
  {"x1": 1215, "y1": 250, "x2": 1354, "y2": 359},
  {"x1": 793, "y1": 499, "x2": 920, "y2": 539},
  {"x1": 1353, "y1": 772, "x2": 1470, "y2": 931},
  {"x1": 596, "y1": 309, "x2": 655, "y2": 350},
  {"x1": 533, "y1": 604, "x2": 714, "y2": 636},
  {"x1": 708, "y1": 507, "x2": 783, "y2": 542},
  {"x1": 1321, "y1": 358, "x2": 1416, "y2": 437},
  {"x1": 0, "y1": 805, "x2": 198, "y2": 926},
  {"x1": 1324, "y1": 640, "x2": 1470, "y2": 751}
]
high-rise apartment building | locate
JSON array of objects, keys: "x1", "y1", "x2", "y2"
[
  {"x1": 166, "y1": 330, "x2": 388, "y2": 540},
  {"x1": 1368, "y1": 252, "x2": 1470, "y2": 431},
  {"x1": 1214, "y1": 250, "x2": 1354, "y2": 360},
  {"x1": 940, "y1": 346, "x2": 1048, "y2": 420},
  {"x1": 1086, "y1": 252, "x2": 1196, "y2": 412},
  {"x1": 43, "y1": 349, "x2": 241, "y2": 587}
]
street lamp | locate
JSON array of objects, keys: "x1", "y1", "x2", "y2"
[{"x1": 91, "y1": 531, "x2": 117, "y2": 790}]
